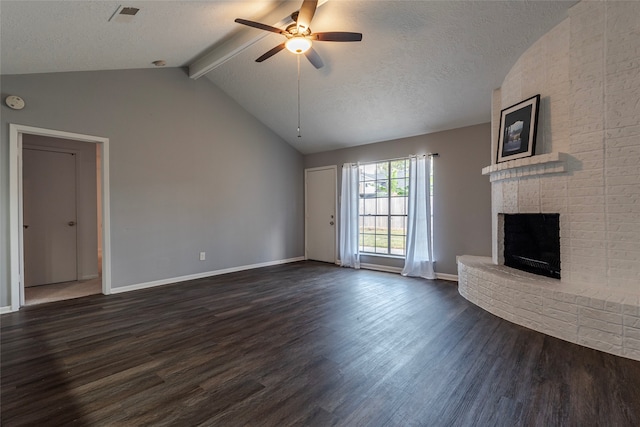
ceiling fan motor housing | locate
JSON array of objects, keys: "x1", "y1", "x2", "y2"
[{"x1": 285, "y1": 24, "x2": 311, "y2": 37}]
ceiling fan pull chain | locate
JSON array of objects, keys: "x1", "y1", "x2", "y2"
[{"x1": 297, "y1": 54, "x2": 302, "y2": 138}]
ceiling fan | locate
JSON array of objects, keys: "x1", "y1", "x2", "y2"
[{"x1": 234, "y1": 0, "x2": 362, "y2": 69}]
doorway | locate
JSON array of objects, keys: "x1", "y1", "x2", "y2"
[
  {"x1": 9, "y1": 124, "x2": 112, "y2": 310},
  {"x1": 305, "y1": 166, "x2": 337, "y2": 263},
  {"x1": 22, "y1": 137, "x2": 101, "y2": 304}
]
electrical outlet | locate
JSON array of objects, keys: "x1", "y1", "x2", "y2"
[{"x1": 199, "y1": 252, "x2": 206, "y2": 261}]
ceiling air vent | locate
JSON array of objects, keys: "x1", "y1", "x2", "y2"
[{"x1": 109, "y1": 6, "x2": 140, "y2": 23}]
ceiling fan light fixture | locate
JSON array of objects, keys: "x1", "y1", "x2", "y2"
[{"x1": 285, "y1": 37, "x2": 312, "y2": 54}]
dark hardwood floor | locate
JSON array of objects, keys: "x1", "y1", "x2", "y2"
[{"x1": 2, "y1": 261, "x2": 640, "y2": 426}]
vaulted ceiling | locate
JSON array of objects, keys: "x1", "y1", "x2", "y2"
[{"x1": 0, "y1": 1, "x2": 576, "y2": 154}]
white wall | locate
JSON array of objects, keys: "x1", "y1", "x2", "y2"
[
  {"x1": 1, "y1": 68, "x2": 305, "y2": 306},
  {"x1": 491, "y1": 0, "x2": 640, "y2": 290}
]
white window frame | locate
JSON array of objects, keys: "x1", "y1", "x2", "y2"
[{"x1": 358, "y1": 158, "x2": 410, "y2": 257}]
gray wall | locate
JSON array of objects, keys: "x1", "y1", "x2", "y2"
[
  {"x1": 1, "y1": 67, "x2": 304, "y2": 305},
  {"x1": 304, "y1": 123, "x2": 492, "y2": 275}
]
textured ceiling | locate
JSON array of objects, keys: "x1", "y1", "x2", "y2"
[
  {"x1": 1, "y1": 1, "x2": 576, "y2": 154},
  {"x1": 0, "y1": 1, "x2": 279, "y2": 74}
]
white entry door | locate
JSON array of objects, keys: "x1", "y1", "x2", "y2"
[
  {"x1": 305, "y1": 166, "x2": 337, "y2": 263},
  {"x1": 23, "y1": 148, "x2": 78, "y2": 287}
]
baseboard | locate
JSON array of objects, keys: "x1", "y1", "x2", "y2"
[
  {"x1": 1, "y1": 306, "x2": 16, "y2": 314},
  {"x1": 359, "y1": 263, "x2": 458, "y2": 282},
  {"x1": 110, "y1": 256, "x2": 305, "y2": 294},
  {"x1": 359, "y1": 263, "x2": 403, "y2": 274},
  {"x1": 436, "y1": 273, "x2": 458, "y2": 282},
  {"x1": 79, "y1": 274, "x2": 100, "y2": 281}
]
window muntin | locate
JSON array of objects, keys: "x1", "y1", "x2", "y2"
[{"x1": 359, "y1": 159, "x2": 410, "y2": 256}]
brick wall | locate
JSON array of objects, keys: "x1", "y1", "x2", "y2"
[{"x1": 492, "y1": 1, "x2": 640, "y2": 291}]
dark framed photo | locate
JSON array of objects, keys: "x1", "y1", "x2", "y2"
[{"x1": 497, "y1": 94, "x2": 540, "y2": 163}]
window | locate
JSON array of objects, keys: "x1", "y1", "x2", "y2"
[{"x1": 358, "y1": 159, "x2": 410, "y2": 256}]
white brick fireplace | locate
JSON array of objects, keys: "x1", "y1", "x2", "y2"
[{"x1": 458, "y1": 0, "x2": 640, "y2": 361}]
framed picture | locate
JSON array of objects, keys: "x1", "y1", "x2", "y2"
[{"x1": 496, "y1": 94, "x2": 540, "y2": 163}]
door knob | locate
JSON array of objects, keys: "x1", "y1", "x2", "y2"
[{"x1": 68, "y1": 221, "x2": 76, "y2": 226}]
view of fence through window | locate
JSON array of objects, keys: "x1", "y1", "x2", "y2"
[
  {"x1": 359, "y1": 159, "x2": 410, "y2": 255},
  {"x1": 358, "y1": 157, "x2": 434, "y2": 256}
]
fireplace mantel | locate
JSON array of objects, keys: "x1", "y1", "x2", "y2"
[{"x1": 482, "y1": 152, "x2": 568, "y2": 183}]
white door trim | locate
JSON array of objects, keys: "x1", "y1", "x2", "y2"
[
  {"x1": 9, "y1": 124, "x2": 112, "y2": 311},
  {"x1": 304, "y1": 165, "x2": 338, "y2": 263}
]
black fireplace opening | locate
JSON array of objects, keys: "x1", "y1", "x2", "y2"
[{"x1": 504, "y1": 213, "x2": 560, "y2": 279}]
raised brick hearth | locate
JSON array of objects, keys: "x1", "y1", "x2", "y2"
[
  {"x1": 457, "y1": 1, "x2": 640, "y2": 361},
  {"x1": 458, "y1": 256, "x2": 640, "y2": 360}
]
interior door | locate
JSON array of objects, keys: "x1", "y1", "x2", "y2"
[
  {"x1": 305, "y1": 166, "x2": 337, "y2": 263},
  {"x1": 23, "y1": 148, "x2": 78, "y2": 287}
]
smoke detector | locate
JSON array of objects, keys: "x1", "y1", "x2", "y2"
[{"x1": 5, "y1": 95, "x2": 25, "y2": 110}]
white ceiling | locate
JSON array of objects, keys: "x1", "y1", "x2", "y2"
[{"x1": 1, "y1": 1, "x2": 576, "y2": 154}]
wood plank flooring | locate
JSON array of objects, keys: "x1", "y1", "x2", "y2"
[{"x1": 2, "y1": 261, "x2": 640, "y2": 426}]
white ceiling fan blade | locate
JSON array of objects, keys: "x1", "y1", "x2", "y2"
[
  {"x1": 304, "y1": 47, "x2": 324, "y2": 69},
  {"x1": 297, "y1": 0, "x2": 318, "y2": 32}
]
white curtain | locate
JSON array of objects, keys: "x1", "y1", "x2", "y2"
[
  {"x1": 339, "y1": 163, "x2": 360, "y2": 269},
  {"x1": 402, "y1": 156, "x2": 435, "y2": 279}
]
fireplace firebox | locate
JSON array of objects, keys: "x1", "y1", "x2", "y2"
[{"x1": 504, "y1": 213, "x2": 560, "y2": 279}]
